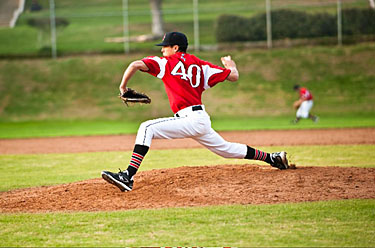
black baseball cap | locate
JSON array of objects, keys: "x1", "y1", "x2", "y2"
[{"x1": 156, "y1": 32, "x2": 188, "y2": 48}]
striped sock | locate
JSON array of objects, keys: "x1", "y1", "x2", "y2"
[
  {"x1": 254, "y1": 149, "x2": 268, "y2": 161},
  {"x1": 245, "y1": 146, "x2": 272, "y2": 164},
  {"x1": 129, "y1": 152, "x2": 144, "y2": 171},
  {"x1": 126, "y1": 144, "x2": 149, "y2": 178}
]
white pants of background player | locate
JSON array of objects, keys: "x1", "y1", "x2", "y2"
[
  {"x1": 135, "y1": 105, "x2": 247, "y2": 158},
  {"x1": 296, "y1": 100, "x2": 314, "y2": 119}
]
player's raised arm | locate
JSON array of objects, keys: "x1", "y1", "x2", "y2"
[
  {"x1": 221, "y1": 55, "x2": 239, "y2": 82},
  {"x1": 119, "y1": 60, "x2": 149, "y2": 94}
]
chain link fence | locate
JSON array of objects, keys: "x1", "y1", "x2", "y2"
[{"x1": 2, "y1": 0, "x2": 373, "y2": 57}]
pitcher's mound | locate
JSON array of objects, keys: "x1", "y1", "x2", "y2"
[{"x1": 1, "y1": 165, "x2": 374, "y2": 213}]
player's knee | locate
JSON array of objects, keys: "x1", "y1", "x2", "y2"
[
  {"x1": 141, "y1": 119, "x2": 156, "y2": 128},
  {"x1": 137, "y1": 120, "x2": 153, "y2": 136},
  {"x1": 135, "y1": 120, "x2": 155, "y2": 146}
]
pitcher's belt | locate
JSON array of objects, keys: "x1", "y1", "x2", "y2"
[{"x1": 175, "y1": 105, "x2": 203, "y2": 117}]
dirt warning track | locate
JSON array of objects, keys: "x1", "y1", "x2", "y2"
[{"x1": 1, "y1": 128, "x2": 374, "y2": 154}]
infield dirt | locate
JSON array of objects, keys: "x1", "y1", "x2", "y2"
[{"x1": 0, "y1": 128, "x2": 374, "y2": 213}]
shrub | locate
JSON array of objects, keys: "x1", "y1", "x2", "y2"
[
  {"x1": 216, "y1": 8, "x2": 375, "y2": 42},
  {"x1": 216, "y1": 15, "x2": 250, "y2": 42},
  {"x1": 342, "y1": 8, "x2": 375, "y2": 35}
]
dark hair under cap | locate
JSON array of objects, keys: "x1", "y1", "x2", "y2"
[{"x1": 293, "y1": 84, "x2": 300, "y2": 90}]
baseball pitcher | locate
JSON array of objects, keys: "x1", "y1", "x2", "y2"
[{"x1": 102, "y1": 32, "x2": 289, "y2": 192}]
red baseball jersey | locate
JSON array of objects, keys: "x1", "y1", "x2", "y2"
[
  {"x1": 142, "y1": 52, "x2": 231, "y2": 113},
  {"x1": 299, "y1": 87, "x2": 313, "y2": 101}
]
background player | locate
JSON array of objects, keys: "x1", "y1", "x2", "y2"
[
  {"x1": 102, "y1": 32, "x2": 289, "y2": 192},
  {"x1": 293, "y1": 84, "x2": 319, "y2": 124}
]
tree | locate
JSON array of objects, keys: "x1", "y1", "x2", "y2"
[
  {"x1": 150, "y1": 0, "x2": 164, "y2": 38},
  {"x1": 369, "y1": 0, "x2": 375, "y2": 9}
]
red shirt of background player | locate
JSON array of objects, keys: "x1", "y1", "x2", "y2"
[
  {"x1": 142, "y1": 52, "x2": 230, "y2": 114},
  {"x1": 299, "y1": 87, "x2": 313, "y2": 101}
]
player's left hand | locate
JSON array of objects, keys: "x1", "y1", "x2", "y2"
[
  {"x1": 293, "y1": 99, "x2": 303, "y2": 109},
  {"x1": 221, "y1": 55, "x2": 236, "y2": 69}
]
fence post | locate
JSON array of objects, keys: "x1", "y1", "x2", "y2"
[
  {"x1": 122, "y1": 0, "x2": 130, "y2": 53},
  {"x1": 337, "y1": 0, "x2": 342, "y2": 46},
  {"x1": 266, "y1": 0, "x2": 272, "y2": 48},
  {"x1": 49, "y1": 0, "x2": 57, "y2": 59},
  {"x1": 193, "y1": 0, "x2": 200, "y2": 52}
]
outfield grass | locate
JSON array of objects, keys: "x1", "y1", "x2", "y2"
[
  {"x1": 1, "y1": 145, "x2": 374, "y2": 191},
  {"x1": 1, "y1": 199, "x2": 374, "y2": 246},
  {"x1": 0, "y1": 114, "x2": 374, "y2": 139},
  {"x1": 1, "y1": 44, "x2": 374, "y2": 126}
]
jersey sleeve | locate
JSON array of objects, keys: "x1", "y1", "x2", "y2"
[
  {"x1": 141, "y1": 56, "x2": 167, "y2": 79},
  {"x1": 199, "y1": 59, "x2": 231, "y2": 88},
  {"x1": 300, "y1": 88, "x2": 312, "y2": 100}
]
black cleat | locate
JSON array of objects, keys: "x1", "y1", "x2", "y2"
[
  {"x1": 270, "y1": 151, "x2": 289, "y2": 170},
  {"x1": 101, "y1": 169, "x2": 133, "y2": 192}
]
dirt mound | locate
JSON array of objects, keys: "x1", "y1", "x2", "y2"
[{"x1": 1, "y1": 165, "x2": 374, "y2": 213}]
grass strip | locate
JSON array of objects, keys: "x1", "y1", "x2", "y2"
[
  {"x1": 0, "y1": 115, "x2": 374, "y2": 139},
  {"x1": 0, "y1": 199, "x2": 374, "y2": 246}
]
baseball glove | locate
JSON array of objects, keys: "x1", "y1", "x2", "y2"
[{"x1": 119, "y1": 88, "x2": 151, "y2": 106}]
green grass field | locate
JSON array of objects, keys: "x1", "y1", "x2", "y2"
[
  {"x1": 0, "y1": 114, "x2": 374, "y2": 138},
  {"x1": 1, "y1": 199, "x2": 374, "y2": 246}
]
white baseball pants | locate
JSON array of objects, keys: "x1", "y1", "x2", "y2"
[
  {"x1": 135, "y1": 105, "x2": 247, "y2": 159},
  {"x1": 296, "y1": 100, "x2": 313, "y2": 118}
]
